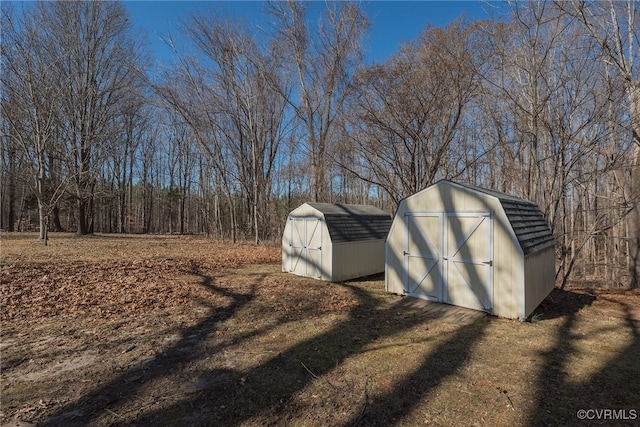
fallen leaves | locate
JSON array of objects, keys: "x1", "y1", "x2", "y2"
[{"x1": 1, "y1": 238, "x2": 280, "y2": 323}]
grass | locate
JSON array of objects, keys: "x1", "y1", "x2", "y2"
[
  {"x1": 529, "y1": 312, "x2": 543, "y2": 323},
  {"x1": 1, "y1": 233, "x2": 639, "y2": 426}
]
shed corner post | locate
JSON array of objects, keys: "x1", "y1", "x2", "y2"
[
  {"x1": 401, "y1": 212, "x2": 409, "y2": 296},
  {"x1": 519, "y1": 253, "x2": 526, "y2": 321}
]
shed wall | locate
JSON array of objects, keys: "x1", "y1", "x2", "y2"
[
  {"x1": 321, "y1": 232, "x2": 333, "y2": 281},
  {"x1": 491, "y1": 208, "x2": 524, "y2": 319},
  {"x1": 523, "y1": 246, "x2": 556, "y2": 318},
  {"x1": 332, "y1": 240, "x2": 386, "y2": 282}
]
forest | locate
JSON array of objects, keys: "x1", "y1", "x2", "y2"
[{"x1": 1, "y1": 1, "x2": 639, "y2": 289}]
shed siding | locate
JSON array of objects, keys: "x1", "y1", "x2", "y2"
[
  {"x1": 289, "y1": 203, "x2": 322, "y2": 218},
  {"x1": 386, "y1": 181, "x2": 524, "y2": 317},
  {"x1": 332, "y1": 239, "x2": 386, "y2": 281},
  {"x1": 320, "y1": 225, "x2": 333, "y2": 281},
  {"x1": 491, "y1": 206, "x2": 524, "y2": 319},
  {"x1": 523, "y1": 246, "x2": 556, "y2": 318},
  {"x1": 385, "y1": 215, "x2": 404, "y2": 294},
  {"x1": 451, "y1": 184, "x2": 522, "y2": 317},
  {"x1": 282, "y1": 204, "x2": 333, "y2": 281}
]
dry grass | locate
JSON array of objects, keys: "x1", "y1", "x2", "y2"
[{"x1": 1, "y1": 233, "x2": 639, "y2": 427}]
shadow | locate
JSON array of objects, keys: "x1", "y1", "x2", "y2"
[
  {"x1": 444, "y1": 211, "x2": 492, "y2": 311},
  {"x1": 387, "y1": 180, "x2": 557, "y2": 320},
  {"x1": 528, "y1": 297, "x2": 640, "y2": 426},
  {"x1": 344, "y1": 272, "x2": 385, "y2": 283},
  {"x1": 38, "y1": 243, "x2": 487, "y2": 427},
  {"x1": 397, "y1": 185, "x2": 496, "y2": 312},
  {"x1": 528, "y1": 288, "x2": 596, "y2": 321},
  {"x1": 108, "y1": 275, "x2": 486, "y2": 426},
  {"x1": 40, "y1": 266, "x2": 259, "y2": 426},
  {"x1": 345, "y1": 317, "x2": 488, "y2": 426}
]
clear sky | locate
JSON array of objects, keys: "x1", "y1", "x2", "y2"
[{"x1": 123, "y1": 1, "x2": 502, "y2": 65}]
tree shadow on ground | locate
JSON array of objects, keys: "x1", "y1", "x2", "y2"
[
  {"x1": 122, "y1": 283, "x2": 488, "y2": 427},
  {"x1": 528, "y1": 294, "x2": 640, "y2": 426},
  {"x1": 344, "y1": 272, "x2": 385, "y2": 282},
  {"x1": 41, "y1": 266, "x2": 260, "y2": 426},
  {"x1": 40, "y1": 262, "x2": 488, "y2": 426},
  {"x1": 345, "y1": 318, "x2": 488, "y2": 426}
]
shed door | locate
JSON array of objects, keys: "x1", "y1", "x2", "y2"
[
  {"x1": 403, "y1": 213, "x2": 444, "y2": 301},
  {"x1": 403, "y1": 212, "x2": 493, "y2": 312},
  {"x1": 444, "y1": 212, "x2": 493, "y2": 311},
  {"x1": 289, "y1": 218, "x2": 322, "y2": 278}
]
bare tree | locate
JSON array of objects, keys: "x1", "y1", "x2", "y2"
[
  {"x1": 160, "y1": 111, "x2": 196, "y2": 234},
  {"x1": 475, "y1": 1, "x2": 634, "y2": 287},
  {"x1": 40, "y1": 1, "x2": 147, "y2": 235},
  {"x1": 161, "y1": 11, "x2": 292, "y2": 243},
  {"x1": 0, "y1": 107, "x2": 20, "y2": 232},
  {"x1": 268, "y1": 1, "x2": 369, "y2": 202},
  {"x1": 345, "y1": 20, "x2": 487, "y2": 208},
  {"x1": 555, "y1": 0, "x2": 640, "y2": 287},
  {"x1": 105, "y1": 93, "x2": 148, "y2": 233},
  {"x1": 1, "y1": 5, "x2": 69, "y2": 243}
]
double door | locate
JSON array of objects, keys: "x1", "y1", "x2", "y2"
[
  {"x1": 288, "y1": 218, "x2": 322, "y2": 278},
  {"x1": 403, "y1": 212, "x2": 493, "y2": 311}
]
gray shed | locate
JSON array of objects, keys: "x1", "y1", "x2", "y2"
[
  {"x1": 282, "y1": 203, "x2": 392, "y2": 281},
  {"x1": 386, "y1": 180, "x2": 555, "y2": 319}
]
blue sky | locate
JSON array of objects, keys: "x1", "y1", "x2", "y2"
[{"x1": 124, "y1": 1, "x2": 502, "y2": 65}]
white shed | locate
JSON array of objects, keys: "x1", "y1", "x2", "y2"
[
  {"x1": 386, "y1": 180, "x2": 555, "y2": 320},
  {"x1": 282, "y1": 203, "x2": 392, "y2": 282}
]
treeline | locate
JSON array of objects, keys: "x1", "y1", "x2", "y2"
[{"x1": 1, "y1": 1, "x2": 638, "y2": 288}]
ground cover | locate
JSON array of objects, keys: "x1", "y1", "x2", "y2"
[{"x1": 1, "y1": 233, "x2": 638, "y2": 426}]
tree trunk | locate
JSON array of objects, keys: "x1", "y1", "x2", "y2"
[
  {"x1": 6, "y1": 146, "x2": 16, "y2": 231},
  {"x1": 629, "y1": 143, "x2": 640, "y2": 288},
  {"x1": 7, "y1": 180, "x2": 16, "y2": 232},
  {"x1": 38, "y1": 199, "x2": 47, "y2": 241},
  {"x1": 51, "y1": 205, "x2": 63, "y2": 231},
  {"x1": 77, "y1": 197, "x2": 89, "y2": 235},
  {"x1": 628, "y1": 84, "x2": 640, "y2": 289},
  {"x1": 36, "y1": 150, "x2": 47, "y2": 241}
]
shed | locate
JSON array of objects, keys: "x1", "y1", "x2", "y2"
[
  {"x1": 282, "y1": 203, "x2": 392, "y2": 281},
  {"x1": 385, "y1": 180, "x2": 555, "y2": 320}
]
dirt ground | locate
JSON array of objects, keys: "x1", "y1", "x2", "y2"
[{"x1": 1, "y1": 233, "x2": 639, "y2": 427}]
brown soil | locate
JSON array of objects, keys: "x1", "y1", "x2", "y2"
[{"x1": 1, "y1": 233, "x2": 639, "y2": 427}]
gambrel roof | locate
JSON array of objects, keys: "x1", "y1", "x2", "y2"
[{"x1": 305, "y1": 203, "x2": 392, "y2": 243}]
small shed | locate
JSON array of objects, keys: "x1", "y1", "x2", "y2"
[
  {"x1": 282, "y1": 203, "x2": 392, "y2": 282},
  {"x1": 386, "y1": 180, "x2": 555, "y2": 320}
]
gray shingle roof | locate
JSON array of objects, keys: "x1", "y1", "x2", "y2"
[
  {"x1": 450, "y1": 181, "x2": 555, "y2": 255},
  {"x1": 307, "y1": 203, "x2": 392, "y2": 243},
  {"x1": 499, "y1": 199, "x2": 556, "y2": 254}
]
